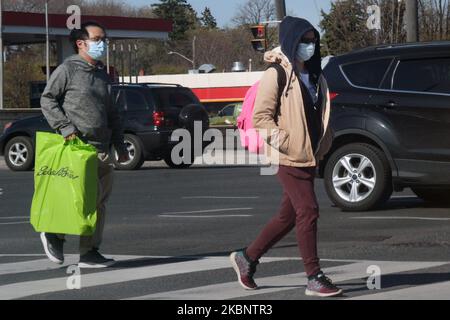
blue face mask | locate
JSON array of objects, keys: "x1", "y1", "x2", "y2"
[
  {"x1": 296, "y1": 43, "x2": 316, "y2": 62},
  {"x1": 86, "y1": 40, "x2": 106, "y2": 60}
]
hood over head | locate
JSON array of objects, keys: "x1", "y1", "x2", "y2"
[{"x1": 279, "y1": 16, "x2": 322, "y2": 85}]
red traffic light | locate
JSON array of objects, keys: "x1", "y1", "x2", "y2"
[
  {"x1": 251, "y1": 25, "x2": 266, "y2": 39},
  {"x1": 250, "y1": 25, "x2": 267, "y2": 52}
]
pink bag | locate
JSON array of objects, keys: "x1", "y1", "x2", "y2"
[{"x1": 237, "y1": 81, "x2": 265, "y2": 154}]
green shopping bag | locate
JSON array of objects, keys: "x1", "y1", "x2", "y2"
[{"x1": 30, "y1": 132, "x2": 98, "y2": 236}]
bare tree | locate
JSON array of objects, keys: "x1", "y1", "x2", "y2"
[
  {"x1": 232, "y1": 0, "x2": 276, "y2": 26},
  {"x1": 418, "y1": 0, "x2": 450, "y2": 41}
]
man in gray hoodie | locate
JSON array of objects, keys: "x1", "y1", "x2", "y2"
[{"x1": 40, "y1": 21, "x2": 129, "y2": 268}]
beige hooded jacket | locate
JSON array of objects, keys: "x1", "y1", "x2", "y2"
[{"x1": 252, "y1": 47, "x2": 334, "y2": 167}]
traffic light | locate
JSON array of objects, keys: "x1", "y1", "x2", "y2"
[{"x1": 250, "y1": 25, "x2": 267, "y2": 53}]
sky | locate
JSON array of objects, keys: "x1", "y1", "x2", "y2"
[{"x1": 128, "y1": 0, "x2": 333, "y2": 32}]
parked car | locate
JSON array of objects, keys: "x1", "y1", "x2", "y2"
[
  {"x1": 320, "y1": 41, "x2": 450, "y2": 211},
  {"x1": 209, "y1": 102, "x2": 243, "y2": 126},
  {"x1": 0, "y1": 83, "x2": 210, "y2": 171}
]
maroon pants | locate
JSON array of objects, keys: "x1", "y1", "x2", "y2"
[{"x1": 246, "y1": 165, "x2": 321, "y2": 277}]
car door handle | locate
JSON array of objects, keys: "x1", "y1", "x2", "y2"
[{"x1": 385, "y1": 101, "x2": 397, "y2": 109}]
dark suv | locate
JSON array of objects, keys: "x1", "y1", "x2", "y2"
[
  {"x1": 0, "y1": 83, "x2": 209, "y2": 171},
  {"x1": 321, "y1": 41, "x2": 450, "y2": 211}
]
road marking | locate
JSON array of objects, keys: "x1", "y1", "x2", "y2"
[
  {"x1": 0, "y1": 255, "x2": 145, "y2": 276},
  {"x1": 0, "y1": 256, "x2": 359, "y2": 299},
  {"x1": 350, "y1": 216, "x2": 450, "y2": 221},
  {"x1": 0, "y1": 222, "x2": 29, "y2": 226},
  {"x1": 348, "y1": 280, "x2": 450, "y2": 300},
  {"x1": 1, "y1": 255, "x2": 448, "y2": 300},
  {"x1": 0, "y1": 254, "x2": 46, "y2": 257},
  {"x1": 0, "y1": 216, "x2": 29, "y2": 220},
  {"x1": 159, "y1": 215, "x2": 253, "y2": 218},
  {"x1": 0, "y1": 256, "x2": 237, "y2": 299},
  {"x1": 182, "y1": 196, "x2": 260, "y2": 199},
  {"x1": 159, "y1": 208, "x2": 253, "y2": 215},
  {"x1": 126, "y1": 260, "x2": 447, "y2": 300}
]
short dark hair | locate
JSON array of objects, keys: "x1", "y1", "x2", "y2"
[{"x1": 69, "y1": 21, "x2": 106, "y2": 53}]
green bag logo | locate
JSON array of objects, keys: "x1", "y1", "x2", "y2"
[{"x1": 37, "y1": 166, "x2": 79, "y2": 180}]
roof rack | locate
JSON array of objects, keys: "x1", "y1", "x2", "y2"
[
  {"x1": 140, "y1": 82, "x2": 182, "y2": 87},
  {"x1": 114, "y1": 82, "x2": 182, "y2": 87},
  {"x1": 348, "y1": 41, "x2": 450, "y2": 55}
]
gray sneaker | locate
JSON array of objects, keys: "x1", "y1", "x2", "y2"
[
  {"x1": 78, "y1": 249, "x2": 115, "y2": 269},
  {"x1": 230, "y1": 249, "x2": 259, "y2": 290},
  {"x1": 305, "y1": 271, "x2": 343, "y2": 297},
  {"x1": 40, "y1": 232, "x2": 64, "y2": 265}
]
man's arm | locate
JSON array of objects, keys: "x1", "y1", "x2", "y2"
[
  {"x1": 107, "y1": 88, "x2": 128, "y2": 157},
  {"x1": 40, "y1": 64, "x2": 77, "y2": 138}
]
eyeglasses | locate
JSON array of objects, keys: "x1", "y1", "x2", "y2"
[
  {"x1": 301, "y1": 37, "x2": 317, "y2": 44},
  {"x1": 87, "y1": 36, "x2": 106, "y2": 43}
]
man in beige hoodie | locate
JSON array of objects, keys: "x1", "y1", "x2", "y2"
[{"x1": 230, "y1": 16, "x2": 341, "y2": 298}]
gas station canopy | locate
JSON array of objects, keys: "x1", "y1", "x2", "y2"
[{"x1": 1, "y1": 11, "x2": 172, "y2": 62}]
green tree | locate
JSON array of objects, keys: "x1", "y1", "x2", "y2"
[
  {"x1": 201, "y1": 7, "x2": 217, "y2": 29},
  {"x1": 152, "y1": 0, "x2": 199, "y2": 40},
  {"x1": 320, "y1": 0, "x2": 408, "y2": 55},
  {"x1": 320, "y1": 0, "x2": 373, "y2": 55}
]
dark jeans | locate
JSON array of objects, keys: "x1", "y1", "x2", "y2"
[{"x1": 246, "y1": 165, "x2": 321, "y2": 277}]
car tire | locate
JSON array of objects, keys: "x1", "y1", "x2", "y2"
[
  {"x1": 411, "y1": 187, "x2": 450, "y2": 204},
  {"x1": 324, "y1": 143, "x2": 393, "y2": 211},
  {"x1": 163, "y1": 147, "x2": 194, "y2": 169},
  {"x1": 4, "y1": 136, "x2": 34, "y2": 171},
  {"x1": 110, "y1": 134, "x2": 144, "y2": 170}
]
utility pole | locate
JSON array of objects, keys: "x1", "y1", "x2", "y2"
[
  {"x1": 405, "y1": 0, "x2": 419, "y2": 42},
  {"x1": 192, "y1": 36, "x2": 196, "y2": 70},
  {"x1": 45, "y1": 0, "x2": 50, "y2": 82},
  {"x1": 275, "y1": 0, "x2": 286, "y2": 21}
]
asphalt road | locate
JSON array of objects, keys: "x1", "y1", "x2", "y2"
[{"x1": 1, "y1": 157, "x2": 450, "y2": 300}]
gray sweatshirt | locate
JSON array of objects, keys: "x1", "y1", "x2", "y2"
[{"x1": 40, "y1": 54, "x2": 127, "y2": 155}]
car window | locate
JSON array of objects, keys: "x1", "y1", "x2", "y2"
[
  {"x1": 341, "y1": 58, "x2": 392, "y2": 88},
  {"x1": 222, "y1": 105, "x2": 235, "y2": 116},
  {"x1": 153, "y1": 88, "x2": 200, "y2": 110},
  {"x1": 393, "y1": 58, "x2": 450, "y2": 94},
  {"x1": 125, "y1": 90, "x2": 148, "y2": 111},
  {"x1": 112, "y1": 89, "x2": 125, "y2": 112}
]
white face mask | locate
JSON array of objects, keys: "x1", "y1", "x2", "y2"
[{"x1": 296, "y1": 43, "x2": 316, "y2": 62}]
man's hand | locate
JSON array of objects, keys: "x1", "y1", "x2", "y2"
[
  {"x1": 64, "y1": 133, "x2": 77, "y2": 141},
  {"x1": 117, "y1": 152, "x2": 130, "y2": 163}
]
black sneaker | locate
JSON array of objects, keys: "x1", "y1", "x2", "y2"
[
  {"x1": 78, "y1": 249, "x2": 115, "y2": 269},
  {"x1": 40, "y1": 232, "x2": 64, "y2": 264},
  {"x1": 230, "y1": 249, "x2": 259, "y2": 290},
  {"x1": 305, "y1": 271, "x2": 343, "y2": 297}
]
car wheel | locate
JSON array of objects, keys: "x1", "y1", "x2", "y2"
[
  {"x1": 411, "y1": 187, "x2": 450, "y2": 204},
  {"x1": 324, "y1": 143, "x2": 393, "y2": 211},
  {"x1": 163, "y1": 147, "x2": 194, "y2": 169},
  {"x1": 4, "y1": 136, "x2": 34, "y2": 171},
  {"x1": 111, "y1": 134, "x2": 144, "y2": 170}
]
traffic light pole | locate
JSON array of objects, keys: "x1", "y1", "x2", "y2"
[
  {"x1": 275, "y1": 0, "x2": 286, "y2": 20},
  {"x1": 405, "y1": 0, "x2": 419, "y2": 42}
]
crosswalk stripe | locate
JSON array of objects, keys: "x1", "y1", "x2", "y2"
[
  {"x1": 0, "y1": 255, "x2": 447, "y2": 300},
  {"x1": 125, "y1": 261, "x2": 447, "y2": 300},
  {"x1": 348, "y1": 280, "x2": 450, "y2": 300},
  {"x1": 0, "y1": 256, "x2": 240, "y2": 299},
  {"x1": 0, "y1": 255, "x2": 144, "y2": 276}
]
